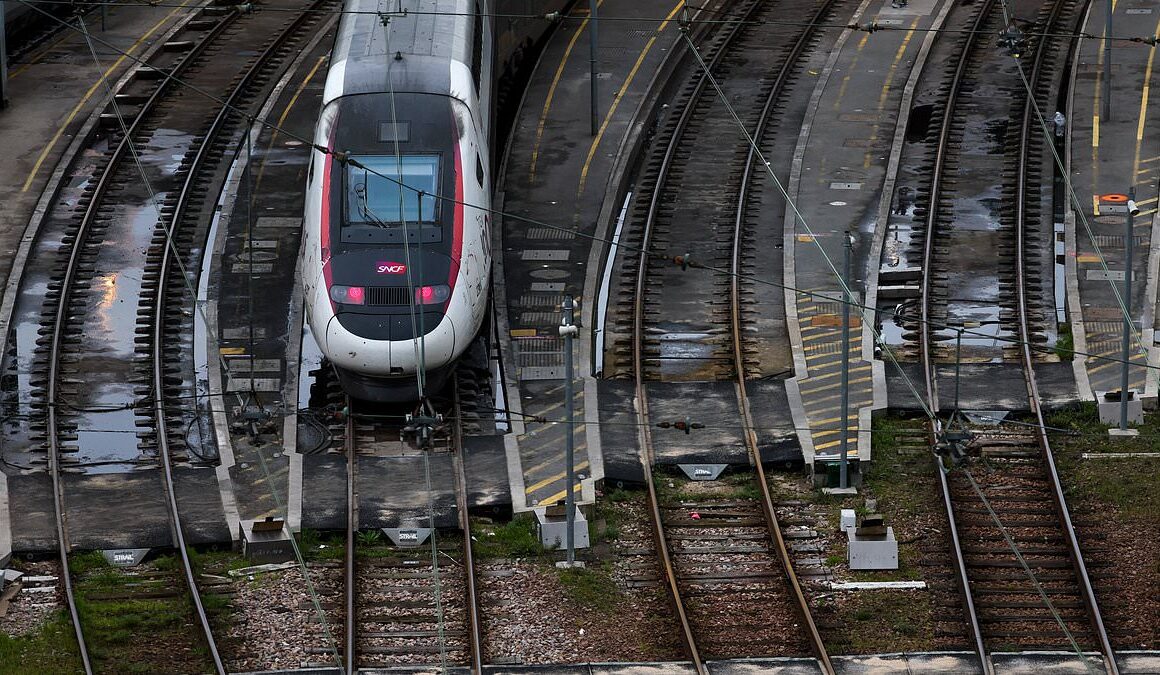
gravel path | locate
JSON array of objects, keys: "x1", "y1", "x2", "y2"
[{"x1": 0, "y1": 560, "x2": 62, "y2": 638}]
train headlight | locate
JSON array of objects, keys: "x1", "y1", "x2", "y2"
[
  {"x1": 330, "y1": 285, "x2": 365, "y2": 305},
  {"x1": 415, "y1": 285, "x2": 450, "y2": 305}
]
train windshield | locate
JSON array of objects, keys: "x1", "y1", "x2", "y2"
[{"x1": 346, "y1": 154, "x2": 440, "y2": 225}]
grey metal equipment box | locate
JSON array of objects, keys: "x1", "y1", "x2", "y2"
[
  {"x1": 847, "y1": 514, "x2": 898, "y2": 570},
  {"x1": 1098, "y1": 390, "x2": 1144, "y2": 425},
  {"x1": 534, "y1": 506, "x2": 590, "y2": 550},
  {"x1": 241, "y1": 518, "x2": 295, "y2": 563}
]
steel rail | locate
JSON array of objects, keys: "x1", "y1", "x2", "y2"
[
  {"x1": 630, "y1": 3, "x2": 765, "y2": 670},
  {"x1": 43, "y1": 9, "x2": 239, "y2": 672},
  {"x1": 729, "y1": 1, "x2": 840, "y2": 671},
  {"x1": 452, "y1": 380, "x2": 484, "y2": 674},
  {"x1": 916, "y1": 1, "x2": 998, "y2": 671},
  {"x1": 150, "y1": 4, "x2": 331, "y2": 671},
  {"x1": 1012, "y1": 2, "x2": 1117, "y2": 671},
  {"x1": 344, "y1": 399, "x2": 358, "y2": 673}
]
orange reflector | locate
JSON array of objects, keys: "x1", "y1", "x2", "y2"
[{"x1": 1101, "y1": 193, "x2": 1129, "y2": 203}]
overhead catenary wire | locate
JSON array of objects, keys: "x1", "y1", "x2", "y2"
[{"x1": 16, "y1": 0, "x2": 1160, "y2": 46}]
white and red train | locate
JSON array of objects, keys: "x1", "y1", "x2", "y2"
[{"x1": 302, "y1": 0, "x2": 563, "y2": 401}]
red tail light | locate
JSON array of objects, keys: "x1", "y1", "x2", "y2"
[
  {"x1": 329, "y1": 285, "x2": 365, "y2": 305},
  {"x1": 415, "y1": 285, "x2": 450, "y2": 305}
]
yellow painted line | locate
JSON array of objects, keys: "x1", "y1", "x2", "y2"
[
  {"x1": 534, "y1": 483, "x2": 583, "y2": 507},
  {"x1": 252, "y1": 55, "x2": 328, "y2": 195},
  {"x1": 523, "y1": 445, "x2": 588, "y2": 478},
  {"x1": 220, "y1": 347, "x2": 247, "y2": 355},
  {"x1": 1140, "y1": 155, "x2": 1160, "y2": 164},
  {"x1": 510, "y1": 328, "x2": 538, "y2": 337},
  {"x1": 797, "y1": 234, "x2": 815, "y2": 243},
  {"x1": 1136, "y1": 196, "x2": 1158, "y2": 205},
  {"x1": 21, "y1": 1, "x2": 193, "y2": 193},
  {"x1": 833, "y1": 33, "x2": 870, "y2": 111},
  {"x1": 1092, "y1": 115, "x2": 1100, "y2": 149},
  {"x1": 803, "y1": 390, "x2": 873, "y2": 410},
  {"x1": 1132, "y1": 16, "x2": 1160, "y2": 180},
  {"x1": 811, "y1": 427, "x2": 859, "y2": 439},
  {"x1": 1076, "y1": 253, "x2": 1102, "y2": 263},
  {"x1": 798, "y1": 367, "x2": 873, "y2": 391},
  {"x1": 525, "y1": 462, "x2": 590, "y2": 494},
  {"x1": 866, "y1": 19, "x2": 918, "y2": 168},
  {"x1": 528, "y1": 1, "x2": 605, "y2": 181},
  {"x1": 800, "y1": 376, "x2": 872, "y2": 394},
  {"x1": 576, "y1": 0, "x2": 684, "y2": 197},
  {"x1": 814, "y1": 439, "x2": 857, "y2": 451}
]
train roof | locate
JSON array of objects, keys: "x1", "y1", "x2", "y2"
[{"x1": 324, "y1": 0, "x2": 475, "y2": 105}]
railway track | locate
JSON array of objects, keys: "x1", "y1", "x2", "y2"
[
  {"x1": 617, "y1": 0, "x2": 839, "y2": 669},
  {"x1": 905, "y1": 0, "x2": 1117, "y2": 671},
  {"x1": 24, "y1": 0, "x2": 333, "y2": 669},
  {"x1": 322, "y1": 383, "x2": 482, "y2": 671}
]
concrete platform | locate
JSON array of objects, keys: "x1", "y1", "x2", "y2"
[
  {"x1": 1066, "y1": 0, "x2": 1160, "y2": 406},
  {"x1": 495, "y1": 0, "x2": 705, "y2": 511}
]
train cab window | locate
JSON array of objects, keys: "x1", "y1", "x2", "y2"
[
  {"x1": 471, "y1": 6, "x2": 483, "y2": 92},
  {"x1": 346, "y1": 154, "x2": 440, "y2": 225},
  {"x1": 476, "y1": 153, "x2": 485, "y2": 188}
]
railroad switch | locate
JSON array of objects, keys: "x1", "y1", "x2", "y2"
[
  {"x1": 403, "y1": 399, "x2": 444, "y2": 448},
  {"x1": 231, "y1": 404, "x2": 277, "y2": 438}
]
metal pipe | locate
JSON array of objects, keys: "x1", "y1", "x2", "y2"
[
  {"x1": 562, "y1": 296, "x2": 577, "y2": 563},
  {"x1": 839, "y1": 232, "x2": 853, "y2": 488},
  {"x1": 1119, "y1": 187, "x2": 1134, "y2": 429}
]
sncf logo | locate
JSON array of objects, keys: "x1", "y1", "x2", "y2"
[{"x1": 376, "y1": 262, "x2": 406, "y2": 274}]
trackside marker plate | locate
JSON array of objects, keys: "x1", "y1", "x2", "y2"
[
  {"x1": 382, "y1": 528, "x2": 432, "y2": 547},
  {"x1": 679, "y1": 464, "x2": 728, "y2": 481}
]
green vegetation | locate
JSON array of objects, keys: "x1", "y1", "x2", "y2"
[
  {"x1": 70, "y1": 560, "x2": 212, "y2": 673},
  {"x1": 1044, "y1": 403, "x2": 1160, "y2": 518},
  {"x1": 0, "y1": 611, "x2": 83, "y2": 675},
  {"x1": 1054, "y1": 324, "x2": 1074, "y2": 360},
  {"x1": 823, "y1": 591, "x2": 933, "y2": 654},
  {"x1": 556, "y1": 564, "x2": 620, "y2": 614},
  {"x1": 67, "y1": 551, "x2": 109, "y2": 576},
  {"x1": 471, "y1": 516, "x2": 543, "y2": 558}
]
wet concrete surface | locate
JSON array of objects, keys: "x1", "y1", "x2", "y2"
[
  {"x1": 597, "y1": 380, "x2": 645, "y2": 486},
  {"x1": 645, "y1": 381, "x2": 747, "y2": 466},
  {"x1": 746, "y1": 379, "x2": 804, "y2": 467},
  {"x1": 886, "y1": 362, "x2": 1079, "y2": 412},
  {"x1": 62, "y1": 471, "x2": 172, "y2": 550},
  {"x1": 464, "y1": 435, "x2": 512, "y2": 515}
]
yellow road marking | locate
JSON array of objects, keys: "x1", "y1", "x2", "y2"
[
  {"x1": 866, "y1": 19, "x2": 918, "y2": 168},
  {"x1": 528, "y1": 1, "x2": 605, "y2": 182},
  {"x1": 1132, "y1": 16, "x2": 1160, "y2": 179},
  {"x1": 800, "y1": 376, "x2": 873, "y2": 394},
  {"x1": 814, "y1": 439, "x2": 858, "y2": 452},
  {"x1": 523, "y1": 449, "x2": 587, "y2": 480},
  {"x1": 220, "y1": 347, "x2": 247, "y2": 355},
  {"x1": 1092, "y1": 195, "x2": 1101, "y2": 216},
  {"x1": 535, "y1": 483, "x2": 583, "y2": 507},
  {"x1": 1077, "y1": 253, "x2": 1102, "y2": 263},
  {"x1": 21, "y1": 1, "x2": 193, "y2": 192},
  {"x1": 833, "y1": 33, "x2": 870, "y2": 112},
  {"x1": 811, "y1": 427, "x2": 859, "y2": 439},
  {"x1": 798, "y1": 367, "x2": 873, "y2": 392},
  {"x1": 525, "y1": 462, "x2": 590, "y2": 494},
  {"x1": 252, "y1": 55, "x2": 328, "y2": 197},
  {"x1": 576, "y1": 1, "x2": 684, "y2": 197}
]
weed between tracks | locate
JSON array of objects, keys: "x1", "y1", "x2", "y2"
[
  {"x1": 0, "y1": 611, "x2": 84, "y2": 675},
  {"x1": 69, "y1": 553, "x2": 214, "y2": 673}
]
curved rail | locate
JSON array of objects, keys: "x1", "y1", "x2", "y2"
[
  {"x1": 630, "y1": 3, "x2": 767, "y2": 669},
  {"x1": 1010, "y1": 3, "x2": 1117, "y2": 671},
  {"x1": 167, "y1": 1, "x2": 338, "y2": 665},
  {"x1": 916, "y1": 1, "x2": 998, "y2": 670},
  {"x1": 918, "y1": 0, "x2": 1117, "y2": 671},
  {"x1": 730, "y1": 1, "x2": 840, "y2": 671},
  {"x1": 152, "y1": 4, "x2": 334, "y2": 670},
  {"x1": 44, "y1": 8, "x2": 239, "y2": 671}
]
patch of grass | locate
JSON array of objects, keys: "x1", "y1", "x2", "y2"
[
  {"x1": 1054, "y1": 323, "x2": 1074, "y2": 360},
  {"x1": 68, "y1": 551, "x2": 109, "y2": 576},
  {"x1": 825, "y1": 554, "x2": 844, "y2": 567},
  {"x1": 557, "y1": 564, "x2": 620, "y2": 613},
  {"x1": 150, "y1": 554, "x2": 178, "y2": 572},
  {"x1": 471, "y1": 516, "x2": 543, "y2": 558},
  {"x1": 0, "y1": 610, "x2": 83, "y2": 674},
  {"x1": 827, "y1": 590, "x2": 934, "y2": 654},
  {"x1": 603, "y1": 487, "x2": 636, "y2": 502},
  {"x1": 357, "y1": 529, "x2": 383, "y2": 546}
]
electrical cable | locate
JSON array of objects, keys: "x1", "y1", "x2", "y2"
[
  {"x1": 17, "y1": 0, "x2": 1160, "y2": 47},
  {"x1": 17, "y1": 0, "x2": 1160, "y2": 382}
]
